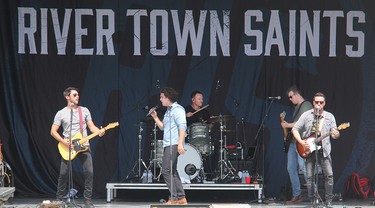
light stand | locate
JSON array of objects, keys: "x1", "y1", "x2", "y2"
[
  {"x1": 126, "y1": 122, "x2": 148, "y2": 180},
  {"x1": 312, "y1": 111, "x2": 323, "y2": 207}
]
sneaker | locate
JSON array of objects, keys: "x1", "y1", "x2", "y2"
[
  {"x1": 175, "y1": 197, "x2": 188, "y2": 205},
  {"x1": 84, "y1": 200, "x2": 95, "y2": 208},
  {"x1": 287, "y1": 195, "x2": 304, "y2": 204},
  {"x1": 163, "y1": 200, "x2": 176, "y2": 205}
]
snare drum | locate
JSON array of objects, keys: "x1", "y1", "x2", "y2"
[{"x1": 188, "y1": 123, "x2": 211, "y2": 155}]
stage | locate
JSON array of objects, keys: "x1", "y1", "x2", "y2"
[{"x1": 106, "y1": 182, "x2": 263, "y2": 203}]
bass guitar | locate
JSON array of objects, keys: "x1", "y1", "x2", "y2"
[
  {"x1": 58, "y1": 122, "x2": 119, "y2": 160},
  {"x1": 297, "y1": 122, "x2": 350, "y2": 158},
  {"x1": 280, "y1": 111, "x2": 292, "y2": 153}
]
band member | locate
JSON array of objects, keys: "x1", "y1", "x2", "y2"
[
  {"x1": 185, "y1": 90, "x2": 210, "y2": 126},
  {"x1": 150, "y1": 87, "x2": 188, "y2": 205},
  {"x1": 292, "y1": 92, "x2": 340, "y2": 207},
  {"x1": 281, "y1": 86, "x2": 312, "y2": 204},
  {"x1": 51, "y1": 87, "x2": 105, "y2": 208}
]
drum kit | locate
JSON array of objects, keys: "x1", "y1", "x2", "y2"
[{"x1": 138, "y1": 114, "x2": 241, "y2": 183}]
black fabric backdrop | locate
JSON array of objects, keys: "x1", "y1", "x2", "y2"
[{"x1": 0, "y1": 0, "x2": 374, "y2": 198}]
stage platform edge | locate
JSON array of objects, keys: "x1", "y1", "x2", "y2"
[{"x1": 106, "y1": 183, "x2": 262, "y2": 203}]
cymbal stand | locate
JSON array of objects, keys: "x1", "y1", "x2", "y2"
[
  {"x1": 217, "y1": 118, "x2": 236, "y2": 180},
  {"x1": 126, "y1": 123, "x2": 148, "y2": 179},
  {"x1": 150, "y1": 123, "x2": 162, "y2": 181}
]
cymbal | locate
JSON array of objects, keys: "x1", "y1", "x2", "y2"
[{"x1": 206, "y1": 115, "x2": 235, "y2": 123}]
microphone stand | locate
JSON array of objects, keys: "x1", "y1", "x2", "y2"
[
  {"x1": 313, "y1": 110, "x2": 323, "y2": 207},
  {"x1": 253, "y1": 98, "x2": 276, "y2": 200},
  {"x1": 67, "y1": 104, "x2": 77, "y2": 207}
]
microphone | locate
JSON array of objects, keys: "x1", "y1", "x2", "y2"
[
  {"x1": 315, "y1": 106, "x2": 321, "y2": 114},
  {"x1": 215, "y1": 80, "x2": 221, "y2": 91},
  {"x1": 267, "y1": 96, "x2": 281, "y2": 100},
  {"x1": 155, "y1": 80, "x2": 160, "y2": 89},
  {"x1": 146, "y1": 105, "x2": 159, "y2": 117}
]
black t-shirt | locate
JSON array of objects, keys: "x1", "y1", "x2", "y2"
[{"x1": 184, "y1": 105, "x2": 210, "y2": 127}]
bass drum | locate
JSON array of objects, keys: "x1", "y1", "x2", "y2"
[{"x1": 177, "y1": 143, "x2": 202, "y2": 180}]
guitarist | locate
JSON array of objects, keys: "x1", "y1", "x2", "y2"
[
  {"x1": 281, "y1": 85, "x2": 312, "y2": 204},
  {"x1": 292, "y1": 92, "x2": 340, "y2": 207},
  {"x1": 50, "y1": 87, "x2": 105, "y2": 208}
]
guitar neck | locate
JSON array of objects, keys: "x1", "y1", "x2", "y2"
[
  {"x1": 79, "y1": 123, "x2": 118, "y2": 144},
  {"x1": 280, "y1": 117, "x2": 288, "y2": 138},
  {"x1": 315, "y1": 132, "x2": 330, "y2": 144},
  {"x1": 79, "y1": 132, "x2": 100, "y2": 144}
]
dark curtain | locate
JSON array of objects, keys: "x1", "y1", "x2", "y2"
[{"x1": 0, "y1": 0, "x2": 374, "y2": 198}]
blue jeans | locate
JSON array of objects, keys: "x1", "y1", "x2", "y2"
[
  {"x1": 306, "y1": 151, "x2": 334, "y2": 202},
  {"x1": 287, "y1": 142, "x2": 307, "y2": 197}
]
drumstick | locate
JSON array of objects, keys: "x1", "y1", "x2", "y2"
[{"x1": 191, "y1": 104, "x2": 209, "y2": 115}]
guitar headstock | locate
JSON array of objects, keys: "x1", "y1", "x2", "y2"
[
  {"x1": 280, "y1": 111, "x2": 286, "y2": 119},
  {"x1": 338, "y1": 122, "x2": 350, "y2": 130},
  {"x1": 104, "y1": 122, "x2": 119, "y2": 130}
]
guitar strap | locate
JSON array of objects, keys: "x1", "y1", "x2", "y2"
[
  {"x1": 292, "y1": 100, "x2": 306, "y2": 122},
  {"x1": 317, "y1": 111, "x2": 325, "y2": 135},
  {"x1": 78, "y1": 106, "x2": 83, "y2": 134}
]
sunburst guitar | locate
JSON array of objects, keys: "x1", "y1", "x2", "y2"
[
  {"x1": 297, "y1": 122, "x2": 350, "y2": 158},
  {"x1": 58, "y1": 122, "x2": 119, "y2": 160}
]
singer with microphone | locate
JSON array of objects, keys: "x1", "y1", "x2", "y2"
[
  {"x1": 280, "y1": 85, "x2": 312, "y2": 204},
  {"x1": 292, "y1": 92, "x2": 340, "y2": 207},
  {"x1": 149, "y1": 87, "x2": 188, "y2": 205},
  {"x1": 50, "y1": 87, "x2": 105, "y2": 208}
]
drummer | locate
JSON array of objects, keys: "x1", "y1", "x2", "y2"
[{"x1": 185, "y1": 90, "x2": 210, "y2": 127}]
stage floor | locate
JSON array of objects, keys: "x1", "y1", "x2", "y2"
[
  {"x1": 1, "y1": 194, "x2": 374, "y2": 208},
  {"x1": 2, "y1": 197, "x2": 375, "y2": 207}
]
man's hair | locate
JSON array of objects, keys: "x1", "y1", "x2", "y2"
[
  {"x1": 314, "y1": 92, "x2": 326, "y2": 101},
  {"x1": 191, "y1": 90, "x2": 203, "y2": 99},
  {"x1": 160, "y1": 87, "x2": 179, "y2": 103},
  {"x1": 63, "y1": 87, "x2": 79, "y2": 97},
  {"x1": 286, "y1": 85, "x2": 301, "y2": 96}
]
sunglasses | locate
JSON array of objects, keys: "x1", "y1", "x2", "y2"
[
  {"x1": 314, "y1": 101, "x2": 324, "y2": 104},
  {"x1": 288, "y1": 94, "x2": 294, "y2": 99},
  {"x1": 71, "y1": 93, "x2": 79, "y2": 97}
]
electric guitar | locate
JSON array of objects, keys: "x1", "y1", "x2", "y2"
[
  {"x1": 58, "y1": 122, "x2": 119, "y2": 160},
  {"x1": 280, "y1": 111, "x2": 292, "y2": 153},
  {"x1": 297, "y1": 122, "x2": 350, "y2": 158}
]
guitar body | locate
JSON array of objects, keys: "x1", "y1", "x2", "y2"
[
  {"x1": 57, "y1": 122, "x2": 119, "y2": 161},
  {"x1": 58, "y1": 133, "x2": 89, "y2": 161},
  {"x1": 297, "y1": 135, "x2": 321, "y2": 158},
  {"x1": 283, "y1": 130, "x2": 292, "y2": 153},
  {"x1": 297, "y1": 122, "x2": 350, "y2": 158}
]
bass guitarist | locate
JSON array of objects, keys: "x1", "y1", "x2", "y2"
[
  {"x1": 50, "y1": 87, "x2": 105, "y2": 208},
  {"x1": 281, "y1": 85, "x2": 312, "y2": 204},
  {"x1": 292, "y1": 92, "x2": 340, "y2": 207}
]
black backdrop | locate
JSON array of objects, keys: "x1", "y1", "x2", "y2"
[{"x1": 0, "y1": 0, "x2": 374, "y2": 198}]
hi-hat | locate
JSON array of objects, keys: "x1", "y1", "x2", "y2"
[{"x1": 206, "y1": 115, "x2": 235, "y2": 123}]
